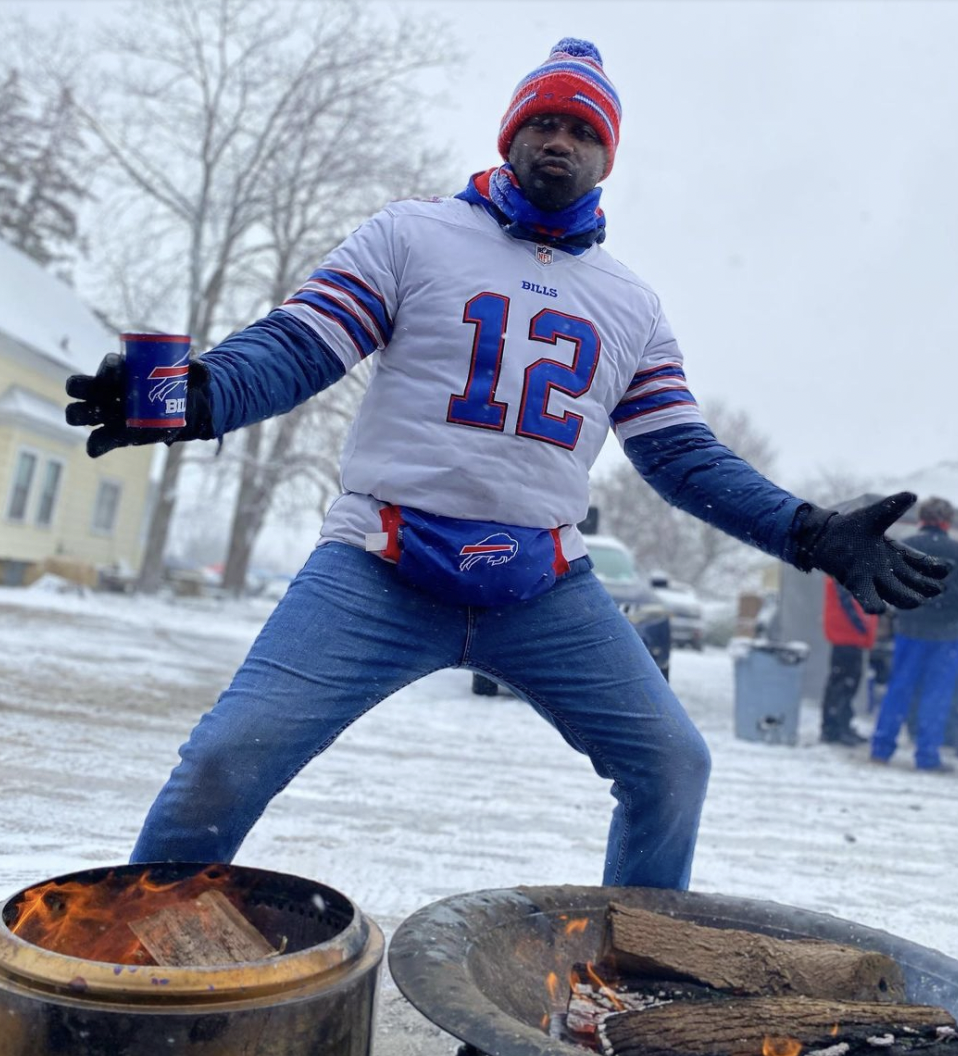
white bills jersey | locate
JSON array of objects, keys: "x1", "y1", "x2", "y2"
[{"x1": 278, "y1": 196, "x2": 705, "y2": 557}]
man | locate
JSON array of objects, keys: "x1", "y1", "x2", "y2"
[
  {"x1": 66, "y1": 39, "x2": 948, "y2": 889},
  {"x1": 871, "y1": 497, "x2": 958, "y2": 771},
  {"x1": 819, "y1": 576, "x2": 878, "y2": 746}
]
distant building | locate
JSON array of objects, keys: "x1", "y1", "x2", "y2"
[{"x1": 0, "y1": 237, "x2": 153, "y2": 586}]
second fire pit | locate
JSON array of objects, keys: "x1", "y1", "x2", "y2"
[{"x1": 389, "y1": 885, "x2": 958, "y2": 1056}]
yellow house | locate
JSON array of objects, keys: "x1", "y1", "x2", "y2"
[{"x1": 0, "y1": 237, "x2": 154, "y2": 586}]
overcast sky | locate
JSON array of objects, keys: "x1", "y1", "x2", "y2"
[
  {"x1": 401, "y1": 0, "x2": 958, "y2": 490},
  {"x1": 7, "y1": 0, "x2": 958, "y2": 492}
]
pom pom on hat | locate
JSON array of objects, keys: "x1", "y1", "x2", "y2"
[
  {"x1": 552, "y1": 37, "x2": 603, "y2": 63},
  {"x1": 497, "y1": 37, "x2": 622, "y2": 181}
]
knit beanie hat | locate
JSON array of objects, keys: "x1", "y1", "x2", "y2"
[{"x1": 497, "y1": 38, "x2": 622, "y2": 181}]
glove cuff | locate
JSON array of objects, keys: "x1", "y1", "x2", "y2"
[
  {"x1": 792, "y1": 504, "x2": 838, "y2": 572},
  {"x1": 177, "y1": 359, "x2": 216, "y2": 442}
]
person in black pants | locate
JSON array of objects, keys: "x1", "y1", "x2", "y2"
[{"x1": 820, "y1": 575, "x2": 878, "y2": 745}]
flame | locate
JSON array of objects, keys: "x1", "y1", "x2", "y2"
[
  {"x1": 763, "y1": 1037, "x2": 803, "y2": 1056},
  {"x1": 564, "y1": 917, "x2": 589, "y2": 935},
  {"x1": 830, "y1": 1024, "x2": 840, "y2": 1037},
  {"x1": 546, "y1": 970, "x2": 559, "y2": 1000},
  {"x1": 584, "y1": 961, "x2": 624, "y2": 1011},
  {"x1": 7, "y1": 865, "x2": 241, "y2": 965}
]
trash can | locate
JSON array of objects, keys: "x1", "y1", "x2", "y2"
[{"x1": 730, "y1": 637, "x2": 809, "y2": 746}]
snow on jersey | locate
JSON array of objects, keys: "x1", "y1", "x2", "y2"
[{"x1": 278, "y1": 196, "x2": 705, "y2": 554}]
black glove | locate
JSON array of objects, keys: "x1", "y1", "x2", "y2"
[
  {"x1": 65, "y1": 353, "x2": 215, "y2": 458},
  {"x1": 794, "y1": 491, "x2": 952, "y2": 613}
]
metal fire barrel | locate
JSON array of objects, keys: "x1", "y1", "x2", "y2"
[{"x1": 0, "y1": 863, "x2": 384, "y2": 1056}]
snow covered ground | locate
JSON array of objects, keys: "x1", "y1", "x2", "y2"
[{"x1": 1, "y1": 580, "x2": 957, "y2": 1053}]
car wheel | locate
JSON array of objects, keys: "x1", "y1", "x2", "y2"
[{"x1": 472, "y1": 673, "x2": 499, "y2": 696}]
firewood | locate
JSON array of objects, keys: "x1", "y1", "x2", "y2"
[
  {"x1": 565, "y1": 964, "x2": 676, "y2": 1038},
  {"x1": 597, "y1": 994, "x2": 957, "y2": 1056},
  {"x1": 604, "y1": 904, "x2": 906, "y2": 1002},
  {"x1": 128, "y1": 889, "x2": 278, "y2": 966}
]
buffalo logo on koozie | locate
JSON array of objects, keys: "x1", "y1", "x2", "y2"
[
  {"x1": 147, "y1": 361, "x2": 190, "y2": 403},
  {"x1": 459, "y1": 533, "x2": 520, "y2": 571}
]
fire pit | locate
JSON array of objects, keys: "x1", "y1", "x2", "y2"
[
  {"x1": 0, "y1": 862, "x2": 383, "y2": 1055},
  {"x1": 389, "y1": 885, "x2": 958, "y2": 1056}
]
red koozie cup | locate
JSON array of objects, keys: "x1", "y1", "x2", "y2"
[{"x1": 122, "y1": 332, "x2": 191, "y2": 428}]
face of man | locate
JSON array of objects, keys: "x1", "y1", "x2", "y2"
[{"x1": 507, "y1": 113, "x2": 607, "y2": 212}]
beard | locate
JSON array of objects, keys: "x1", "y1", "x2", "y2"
[{"x1": 519, "y1": 166, "x2": 585, "y2": 211}]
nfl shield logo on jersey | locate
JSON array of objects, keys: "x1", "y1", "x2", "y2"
[{"x1": 536, "y1": 244, "x2": 553, "y2": 265}]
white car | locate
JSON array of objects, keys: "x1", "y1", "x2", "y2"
[
  {"x1": 649, "y1": 572, "x2": 705, "y2": 650},
  {"x1": 582, "y1": 535, "x2": 672, "y2": 677}
]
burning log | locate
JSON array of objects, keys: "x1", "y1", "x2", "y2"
[
  {"x1": 604, "y1": 904, "x2": 906, "y2": 1003},
  {"x1": 552, "y1": 907, "x2": 955, "y2": 1056},
  {"x1": 597, "y1": 994, "x2": 957, "y2": 1056},
  {"x1": 128, "y1": 889, "x2": 280, "y2": 966},
  {"x1": 564, "y1": 963, "x2": 682, "y2": 1039}
]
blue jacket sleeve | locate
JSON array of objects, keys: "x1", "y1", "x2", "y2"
[
  {"x1": 623, "y1": 423, "x2": 809, "y2": 564},
  {"x1": 201, "y1": 310, "x2": 347, "y2": 436}
]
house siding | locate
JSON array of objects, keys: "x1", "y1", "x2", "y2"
[
  {"x1": 0, "y1": 241, "x2": 155, "y2": 582},
  {"x1": 0, "y1": 414, "x2": 153, "y2": 571}
]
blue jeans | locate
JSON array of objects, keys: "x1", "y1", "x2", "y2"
[
  {"x1": 871, "y1": 634, "x2": 958, "y2": 768},
  {"x1": 131, "y1": 543, "x2": 711, "y2": 888}
]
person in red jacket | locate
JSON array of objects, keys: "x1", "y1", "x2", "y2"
[{"x1": 820, "y1": 576, "x2": 879, "y2": 745}]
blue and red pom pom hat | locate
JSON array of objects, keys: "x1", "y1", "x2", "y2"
[{"x1": 497, "y1": 37, "x2": 622, "y2": 181}]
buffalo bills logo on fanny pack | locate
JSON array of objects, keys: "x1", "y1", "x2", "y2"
[
  {"x1": 459, "y1": 534, "x2": 519, "y2": 571},
  {"x1": 370, "y1": 505, "x2": 569, "y2": 607}
]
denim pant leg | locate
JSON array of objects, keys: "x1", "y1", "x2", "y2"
[
  {"x1": 468, "y1": 561, "x2": 711, "y2": 891},
  {"x1": 914, "y1": 640, "x2": 958, "y2": 769},
  {"x1": 131, "y1": 543, "x2": 467, "y2": 864},
  {"x1": 872, "y1": 635, "x2": 926, "y2": 761}
]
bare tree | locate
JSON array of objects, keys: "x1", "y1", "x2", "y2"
[
  {"x1": 793, "y1": 466, "x2": 875, "y2": 509},
  {"x1": 216, "y1": 71, "x2": 447, "y2": 595},
  {"x1": 217, "y1": 371, "x2": 368, "y2": 593},
  {"x1": 590, "y1": 400, "x2": 779, "y2": 596},
  {"x1": 0, "y1": 68, "x2": 89, "y2": 279},
  {"x1": 13, "y1": 0, "x2": 455, "y2": 591}
]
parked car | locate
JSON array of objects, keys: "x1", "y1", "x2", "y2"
[
  {"x1": 471, "y1": 534, "x2": 672, "y2": 695},
  {"x1": 649, "y1": 571, "x2": 704, "y2": 650},
  {"x1": 588, "y1": 535, "x2": 672, "y2": 676}
]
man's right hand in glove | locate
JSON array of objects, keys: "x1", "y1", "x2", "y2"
[
  {"x1": 65, "y1": 353, "x2": 215, "y2": 458},
  {"x1": 794, "y1": 491, "x2": 952, "y2": 613}
]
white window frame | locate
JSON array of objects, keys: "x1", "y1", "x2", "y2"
[
  {"x1": 33, "y1": 457, "x2": 65, "y2": 529},
  {"x1": 4, "y1": 447, "x2": 40, "y2": 523},
  {"x1": 91, "y1": 478, "x2": 123, "y2": 536}
]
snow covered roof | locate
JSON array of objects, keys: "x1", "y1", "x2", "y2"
[
  {"x1": 839, "y1": 465, "x2": 958, "y2": 537},
  {"x1": 0, "y1": 236, "x2": 115, "y2": 376},
  {"x1": 0, "y1": 385, "x2": 82, "y2": 445},
  {"x1": 878, "y1": 462, "x2": 958, "y2": 511}
]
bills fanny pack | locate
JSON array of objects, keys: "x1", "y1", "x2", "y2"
[{"x1": 364, "y1": 505, "x2": 571, "y2": 607}]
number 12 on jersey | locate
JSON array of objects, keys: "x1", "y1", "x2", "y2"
[{"x1": 446, "y1": 291, "x2": 601, "y2": 450}]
